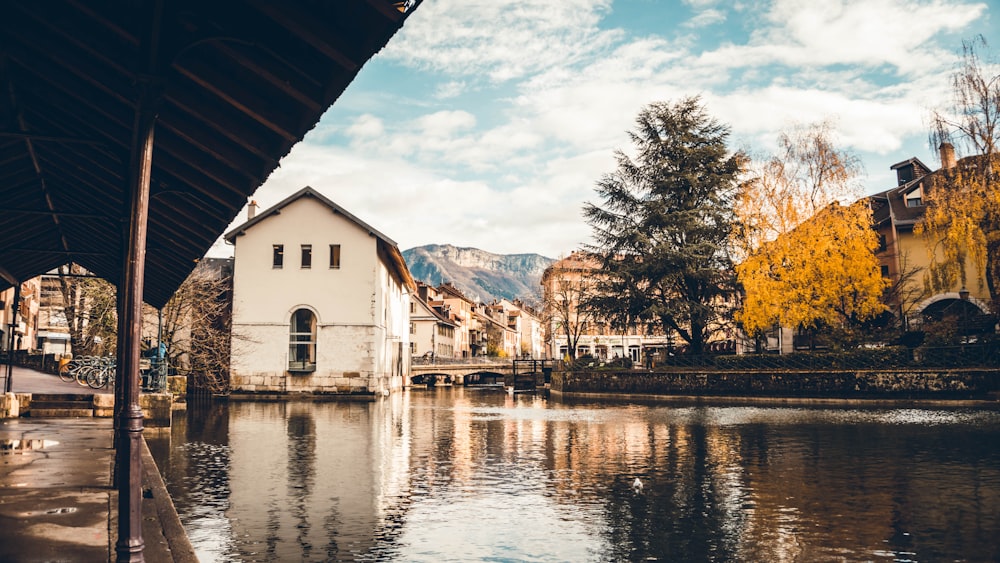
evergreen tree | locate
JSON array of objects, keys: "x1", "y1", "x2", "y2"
[{"x1": 583, "y1": 97, "x2": 744, "y2": 355}]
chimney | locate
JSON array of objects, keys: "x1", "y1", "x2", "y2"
[
  {"x1": 939, "y1": 143, "x2": 956, "y2": 170},
  {"x1": 247, "y1": 200, "x2": 258, "y2": 220}
]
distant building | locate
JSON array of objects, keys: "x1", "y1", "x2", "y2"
[
  {"x1": 0, "y1": 278, "x2": 40, "y2": 355},
  {"x1": 434, "y1": 283, "x2": 477, "y2": 357},
  {"x1": 224, "y1": 187, "x2": 415, "y2": 396},
  {"x1": 410, "y1": 283, "x2": 457, "y2": 359},
  {"x1": 542, "y1": 252, "x2": 661, "y2": 361}
]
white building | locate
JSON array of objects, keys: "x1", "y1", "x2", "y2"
[
  {"x1": 409, "y1": 290, "x2": 457, "y2": 359},
  {"x1": 224, "y1": 187, "x2": 416, "y2": 396}
]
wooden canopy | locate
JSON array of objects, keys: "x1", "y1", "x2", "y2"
[{"x1": 0, "y1": 0, "x2": 419, "y2": 308}]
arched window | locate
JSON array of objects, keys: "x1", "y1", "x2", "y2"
[{"x1": 289, "y1": 308, "x2": 316, "y2": 372}]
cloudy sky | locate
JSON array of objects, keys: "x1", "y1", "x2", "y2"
[{"x1": 212, "y1": 0, "x2": 998, "y2": 260}]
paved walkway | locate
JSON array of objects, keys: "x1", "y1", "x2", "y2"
[
  {"x1": 5, "y1": 364, "x2": 112, "y2": 395},
  {"x1": 1, "y1": 366, "x2": 196, "y2": 562}
]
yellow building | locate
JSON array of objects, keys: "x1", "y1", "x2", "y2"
[{"x1": 869, "y1": 143, "x2": 992, "y2": 334}]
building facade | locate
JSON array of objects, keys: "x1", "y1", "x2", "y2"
[
  {"x1": 541, "y1": 252, "x2": 666, "y2": 361},
  {"x1": 409, "y1": 285, "x2": 457, "y2": 359},
  {"x1": 225, "y1": 187, "x2": 415, "y2": 396},
  {"x1": 869, "y1": 144, "x2": 993, "y2": 333}
]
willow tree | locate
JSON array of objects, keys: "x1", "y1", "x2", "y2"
[
  {"x1": 919, "y1": 36, "x2": 1000, "y2": 309},
  {"x1": 735, "y1": 123, "x2": 886, "y2": 344},
  {"x1": 584, "y1": 97, "x2": 744, "y2": 355}
]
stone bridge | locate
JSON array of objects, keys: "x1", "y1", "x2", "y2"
[{"x1": 409, "y1": 359, "x2": 555, "y2": 388}]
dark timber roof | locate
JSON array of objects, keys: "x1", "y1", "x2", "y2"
[{"x1": 0, "y1": 0, "x2": 420, "y2": 308}]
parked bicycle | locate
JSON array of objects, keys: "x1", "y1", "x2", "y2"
[
  {"x1": 58, "y1": 356, "x2": 116, "y2": 388},
  {"x1": 85, "y1": 356, "x2": 116, "y2": 389}
]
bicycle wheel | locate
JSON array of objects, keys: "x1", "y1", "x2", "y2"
[
  {"x1": 86, "y1": 369, "x2": 107, "y2": 389},
  {"x1": 75, "y1": 365, "x2": 94, "y2": 386},
  {"x1": 58, "y1": 362, "x2": 77, "y2": 383}
]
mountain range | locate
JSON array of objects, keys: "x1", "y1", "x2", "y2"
[{"x1": 402, "y1": 244, "x2": 555, "y2": 305}]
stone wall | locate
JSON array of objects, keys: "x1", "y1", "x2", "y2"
[{"x1": 552, "y1": 369, "x2": 1000, "y2": 399}]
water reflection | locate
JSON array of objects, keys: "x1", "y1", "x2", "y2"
[{"x1": 150, "y1": 390, "x2": 1000, "y2": 562}]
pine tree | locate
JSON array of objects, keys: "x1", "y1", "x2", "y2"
[{"x1": 583, "y1": 97, "x2": 744, "y2": 355}]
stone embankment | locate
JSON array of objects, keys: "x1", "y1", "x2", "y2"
[{"x1": 552, "y1": 369, "x2": 1000, "y2": 402}]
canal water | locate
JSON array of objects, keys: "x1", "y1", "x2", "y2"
[{"x1": 148, "y1": 388, "x2": 1000, "y2": 562}]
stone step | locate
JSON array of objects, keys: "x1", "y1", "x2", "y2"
[
  {"x1": 30, "y1": 400, "x2": 94, "y2": 409},
  {"x1": 31, "y1": 393, "x2": 94, "y2": 402},
  {"x1": 29, "y1": 408, "x2": 94, "y2": 418}
]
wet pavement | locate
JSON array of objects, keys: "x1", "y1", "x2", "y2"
[
  {"x1": 1, "y1": 366, "x2": 196, "y2": 562},
  {"x1": 0, "y1": 418, "x2": 114, "y2": 562}
]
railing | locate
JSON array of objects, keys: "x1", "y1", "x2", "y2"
[
  {"x1": 411, "y1": 356, "x2": 515, "y2": 367},
  {"x1": 568, "y1": 343, "x2": 1000, "y2": 372}
]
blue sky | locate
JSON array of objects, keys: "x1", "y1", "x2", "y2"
[{"x1": 213, "y1": 0, "x2": 998, "y2": 259}]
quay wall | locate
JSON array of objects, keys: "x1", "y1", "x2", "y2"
[{"x1": 552, "y1": 369, "x2": 1000, "y2": 400}]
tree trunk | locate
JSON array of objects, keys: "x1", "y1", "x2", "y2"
[{"x1": 987, "y1": 237, "x2": 1000, "y2": 313}]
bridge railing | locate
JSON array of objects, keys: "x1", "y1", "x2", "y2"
[{"x1": 412, "y1": 356, "x2": 522, "y2": 367}]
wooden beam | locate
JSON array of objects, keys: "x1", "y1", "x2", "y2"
[
  {"x1": 2, "y1": 208, "x2": 117, "y2": 220},
  {"x1": 0, "y1": 130, "x2": 108, "y2": 146}
]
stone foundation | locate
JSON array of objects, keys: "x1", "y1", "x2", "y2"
[{"x1": 552, "y1": 369, "x2": 1000, "y2": 400}]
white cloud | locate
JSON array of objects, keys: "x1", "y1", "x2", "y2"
[
  {"x1": 384, "y1": 0, "x2": 620, "y2": 82},
  {"x1": 684, "y1": 8, "x2": 727, "y2": 27},
  {"x1": 434, "y1": 80, "x2": 467, "y2": 99},
  {"x1": 345, "y1": 114, "x2": 384, "y2": 139},
  {"x1": 708, "y1": 0, "x2": 986, "y2": 74}
]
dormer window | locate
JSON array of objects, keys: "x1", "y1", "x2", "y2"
[{"x1": 905, "y1": 186, "x2": 924, "y2": 207}]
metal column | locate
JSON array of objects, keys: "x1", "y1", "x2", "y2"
[{"x1": 114, "y1": 2, "x2": 163, "y2": 560}]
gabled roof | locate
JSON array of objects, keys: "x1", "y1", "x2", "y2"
[
  {"x1": 869, "y1": 157, "x2": 935, "y2": 228},
  {"x1": 0, "y1": 1, "x2": 421, "y2": 308},
  {"x1": 411, "y1": 295, "x2": 458, "y2": 327},
  {"x1": 225, "y1": 186, "x2": 416, "y2": 291},
  {"x1": 437, "y1": 282, "x2": 476, "y2": 304},
  {"x1": 224, "y1": 186, "x2": 396, "y2": 244},
  {"x1": 889, "y1": 156, "x2": 932, "y2": 173}
]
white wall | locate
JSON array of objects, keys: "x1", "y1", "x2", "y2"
[{"x1": 229, "y1": 195, "x2": 410, "y2": 395}]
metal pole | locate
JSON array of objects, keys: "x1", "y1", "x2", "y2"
[
  {"x1": 4, "y1": 283, "x2": 21, "y2": 394},
  {"x1": 115, "y1": 2, "x2": 163, "y2": 558},
  {"x1": 114, "y1": 80, "x2": 156, "y2": 562}
]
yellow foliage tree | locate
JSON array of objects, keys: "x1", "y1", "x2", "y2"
[
  {"x1": 737, "y1": 201, "x2": 887, "y2": 337},
  {"x1": 733, "y1": 121, "x2": 863, "y2": 261},
  {"x1": 918, "y1": 36, "x2": 1000, "y2": 308},
  {"x1": 735, "y1": 123, "x2": 887, "y2": 342}
]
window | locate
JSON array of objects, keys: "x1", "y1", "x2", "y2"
[
  {"x1": 877, "y1": 234, "x2": 887, "y2": 252},
  {"x1": 880, "y1": 265, "x2": 890, "y2": 278},
  {"x1": 301, "y1": 244, "x2": 312, "y2": 269},
  {"x1": 288, "y1": 309, "x2": 316, "y2": 372},
  {"x1": 905, "y1": 188, "x2": 924, "y2": 207},
  {"x1": 410, "y1": 302, "x2": 416, "y2": 314},
  {"x1": 410, "y1": 322, "x2": 416, "y2": 334},
  {"x1": 329, "y1": 244, "x2": 341, "y2": 269},
  {"x1": 272, "y1": 244, "x2": 284, "y2": 268},
  {"x1": 410, "y1": 342, "x2": 416, "y2": 354}
]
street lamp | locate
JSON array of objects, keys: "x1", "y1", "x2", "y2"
[{"x1": 958, "y1": 287, "x2": 970, "y2": 344}]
